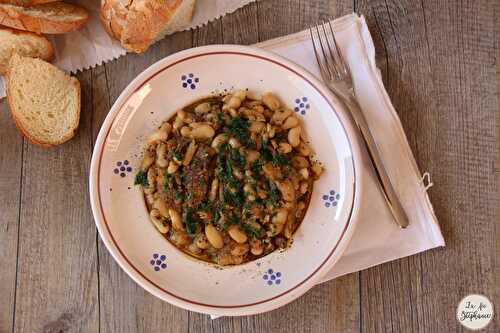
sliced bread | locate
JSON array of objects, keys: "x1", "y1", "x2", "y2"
[
  {"x1": 0, "y1": 26, "x2": 54, "y2": 74},
  {"x1": 0, "y1": 2, "x2": 89, "y2": 34},
  {"x1": 0, "y1": 1, "x2": 60, "y2": 6},
  {"x1": 6, "y1": 53, "x2": 80, "y2": 147},
  {"x1": 101, "y1": 0, "x2": 195, "y2": 53}
]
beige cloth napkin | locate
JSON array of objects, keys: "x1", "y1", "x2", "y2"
[{"x1": 210, "y1": 14, "x2": 444, "y2": 319}]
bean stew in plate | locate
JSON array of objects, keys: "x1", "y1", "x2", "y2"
[{"x1": 135, "y1": 90, "x2": 323, "y2": 266}]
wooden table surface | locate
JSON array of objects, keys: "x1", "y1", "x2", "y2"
[{"x1": 0, "y1": 1, "x2": 498, "y2": 332}]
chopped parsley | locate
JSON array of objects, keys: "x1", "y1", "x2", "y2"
[
  {"x1": 173, "y1": 151, "x2": 183, "y2": 162},
  {"x1": 175, "y1": 191, "x2": 185, "y2": 200},
  {"x1": 230, "y1": 148, "x2": 246, "y2": 168},
  {"x1": 223, "y1": 187, "x2": 245, "y2": 208},
  {"x1": 134, "y1": 170, "x2": 148, "y2": 186},
  {"x1": 243, "y1": 223, "x2": 264, "y2": 239},
  {"x1": 260, "y1": 144, "x2": 273, "y2": 162},
  {"x1": 267, "y1": 182, "x2": 280, "y2": 206},
  {"x1": 223, "y1": 213, "x2": 241, "y2": 230},
  {"x1": 251, "y1": 160, "x2": 262, "y2": 175},
  {"x1": 216, "y1": 112, "x2": 226, "y2": 126},
  {"x1": 228, "y1": 116, "x2": 250, "y2": 145},
  {"x1": 197, "y1": 200, "x2": 213, "y2": 211},
  {"x1": 272, "y1": 153, "x2": 290, "y2": 166},
  {"x1": 183, "y1": 208, "x2": 198, "y2": 235}
]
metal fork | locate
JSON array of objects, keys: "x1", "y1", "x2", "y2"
[{"x1": 310, "y1": 21, "x2": 409, "y2": 228}]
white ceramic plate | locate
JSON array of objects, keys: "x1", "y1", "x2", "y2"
[{"x1": 90, "y1": 45, "x2": 363, "y2": 316}]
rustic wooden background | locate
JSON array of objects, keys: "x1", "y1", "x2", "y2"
[{"x1": 0, "y1": 0, "x2": 498, "y2": 332}]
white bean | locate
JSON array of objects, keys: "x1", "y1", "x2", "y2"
[
  {"x1": 182, "y1": 140, "x2": 197, "y2": 166},
  {"x1": 299, "y1": 168, "x2": 309, "y2": 180},
  {"x1": 150, "y1": 209, "x2": 169, "y2": 234},
  {"x1": 311, "y1": 162, "x2": 323, "y2": 178},
  {"x1": 300, "y1": 181, "x2": 309, "y2": 194},
  {"x1": 296, "y1": 141, "x2": 311, "y2": 156},
  {"x1": 167, "y1": 161, "x2": 179, "y2": 174},
  {"x1": 227, "y1": 96, "x2": 242, "y2": 109},
  {"x1": 250, "y1": 239, "x2": 263, "y2": 255},
  {"x1": 276, "y1": 179, "x2": 295, "y2": 202},
  {"x1": 231, "y1": 243, "x2": 250, "y2": 256},
  {"x1": 153, "y1": 198, "x2": 169, "y2": 217},
  {"x1": 211, "y1": 133, "x2": 228, "y2": 150},
  {"x1": 271, "y1": 108, "x2": 292, "y2": 125},
  {"x1": 190, "y1": 124, "x2": 215, "y2": 140},
  {"x1": 249, "y1": 121, "x2": 266, "y2": 133},
  {"x1": 268, "y1": 208, "x2": 288, "y2": 236},
  {"x1": 180, "y1": 126, "x2": 192, "y2": 137},
  {"x1": 209, "y1": 178, "x2": 219, "y2": 201},
  {"x1": 282, "y1": 116, "x2": 299, "y2": 130},
  {"x1": 228, "y1": 225, "x2": 248, "y2": 244},
  {"x1": 278, "y1": 142, "x2": 292, "y2": 154},
  {"x1": 205, "y1": 224, "x2": 224, "y2": 249},
  {"x1": 292, "y1": 156, "x2": 310, "y2": 169},
  {"x1": 228, "y1": 137, "x2": 241, "y2": 148},
  {"x1": 194, "y1": 102, "x2": 211, "y2": 114},
  {"x1": 262, "y1": 92, "x2": 281, "y2": 111},
  {"x1": 195, "y1": 234, "x2": 210, "y2": 249},
  {"x1": 156, "y1": 143, "x2": 168, "y2": 167},
  {"x1": 288, "y1": 126, "x2": 301, "y2": 147},
  {"x1": 233, "y1": 89, "x2": 247, "y2": 100},
  {"x1": 169, "y1": 208, "x2": 184, "y2": 230},
  {"x1": 141, "y1": 151, "x2": 155, "y2": 171}
]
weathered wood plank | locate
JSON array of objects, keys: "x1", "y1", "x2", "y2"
[
  {"x1": 356, "y1": 0, "x2": 499, "y2": 332},
  {"x1": 95, "y1": 31, "x2": 193, "y2": 333},
  {"x1": 12, "y1": 70, "x2": 99, "y2": 332},
  {"x1": 0, "y1": 98, "x2": 23, "y2": 333}
]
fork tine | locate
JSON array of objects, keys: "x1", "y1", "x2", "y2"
[
  {"x1": 327, "y1": 20, "x2": 349, "y2": 77},
  {"x1": 314, "y1": 24, "x2": 339, "y2": 80},
  {"x1": 309, "y1": 26, "x2": 331, "y2": 82},
  {"x1": 320, "y1": 21, "x2": 345, "y2": 80}
]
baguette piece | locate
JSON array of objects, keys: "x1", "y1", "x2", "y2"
[
  {"x1": 0, "y1": 2, "x2": 89, "y2": 34},
  {"x1": 0, "y1": 26, "x2": 54, "y2": 74},
  {"x1": 6, "y1": 54, "x2": 81, "y2": 147},
  {"x1": 0, "y1": 1, "x2": 60, "y2": 6},
  {"x1": 101, "y1": 0, "x2": 195, "y2": 53}
]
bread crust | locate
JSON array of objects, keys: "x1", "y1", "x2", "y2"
[
  {"x1": 0, "y1": 0, "x2": 60, "y2": 6},
  {"x1": 0, "y1": 2, "x2": 89, "y2": 34},
  {"x1": 6, "y1": 55, "x2": 81, "y2": 147},
  {"x1": 100, "y1": 0, "x2": 189, "y2": 53},
  {"x1": 0, "y1": 26, "x2": 54, "y2": 74}
]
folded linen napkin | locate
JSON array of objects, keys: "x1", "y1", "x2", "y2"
[{"x1": 209, "y1": 14, "x2": 444, "y2": 319}]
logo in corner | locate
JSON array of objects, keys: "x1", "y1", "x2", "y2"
[{"x1": 456, "y1": 294, "x2": 494, "y2": 330}]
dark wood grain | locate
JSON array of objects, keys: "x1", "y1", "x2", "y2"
[
  {"x1": 355, "y1": 0, "x2": 499, "y2": 332},
  {"x1": 0, "y1": 99, "x2": 23, "y2": 333},
  {"x1": 0, "y1": 0, "x2": 498, "y2": 332},
  {"x1": 11, "y1": 70, "x2": 99, "y2": 332}
]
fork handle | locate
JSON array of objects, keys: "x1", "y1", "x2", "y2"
[{"x1": 344, "y1": 97, "x2": 410, "y2": 228}]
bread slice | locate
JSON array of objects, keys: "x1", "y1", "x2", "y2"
[
  {"x1": 0, "y1": 26, "x2": 54, "y2": 74},
  {"x1": 0, "y1": 2, "x2": 89, "y2": 34},
  {"x1": 0, "y1": 0, "x2": 60, "y2": 6},
  {"x1": 101, "y1": 0, "x2": 195, "y2": 53},
  {"x1": 6, "y1": 54, "x2": 80, "y2": 147}
]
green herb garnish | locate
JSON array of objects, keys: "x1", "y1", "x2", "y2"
[
  {"x1": 243, "y1": 223, "x2": 264, "y2": 239},
  {"x1": 175, "y1": 191, "x2": 184, "y2": 200},
  {"x1": 216, "y1": 112, "x2": 226, "y2": 126},
  {"x1": 183, "y1": 208, "x2": 198, "y2": 235},
  {"x1": 173, "y1": 151, "x2": 183, "y2": 162},
  {"x1": 223, "y1": 213, "x2": 241, "y2": 230},
  {"x1": 272, "y1": 153, "x2": 290, "y2": 166},
  {"x1": 228, "y1": 116, "x2": 250, "y2": 145},
  {"x1": 134, "y1": 170, "x2": 148, "y2": 186},
  {"x1": 267, "y1": 182, "x2": 280, "y2": 206}
]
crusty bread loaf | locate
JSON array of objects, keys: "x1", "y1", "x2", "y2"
[
  {"x1": 0, "y1": 2, "x2": 89, "y2": 34},
  {"x1": 0, "y1": 0, "x2": 60, "y2": 6},
  {"x1": 6, "y1": 54, "x2": 81, "y2": 147},
  {"x1": 0, "y1": 26, "x2": 54, "y2": 74},
  {"x1": 101, "y1": 0, "x2": 195, "y2": 53}
]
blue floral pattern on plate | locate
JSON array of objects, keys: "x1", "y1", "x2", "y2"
[
  {"x1": 263, "y1": 268, "x2": 282, "y2": 285},
  {"x1": 150, "y1": 253, "x2": 167, "y2": 271},
  {"x1": 181, "y1": 73, "x2": 199, "y2": 90},
  {"x1": 322, "y1": 190, "x2": 340, "y2": 208},
  {"x1": 294, "y1": 97, "x2": 310, "y2": 115},
  {"x1": 113, "y1": 160, "x2": 132, "y2": 178}
]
